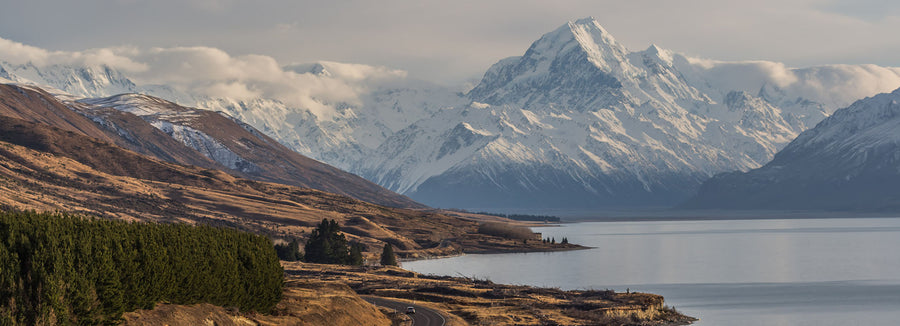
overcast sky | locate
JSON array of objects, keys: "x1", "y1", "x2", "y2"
[{"x1": 3, "y1": 0, "x2": 900, "y2": 84}]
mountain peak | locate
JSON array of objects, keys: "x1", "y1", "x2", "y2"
[
  {"x1": 283, "y1": 62, "x2": 332, "y2": 77},
  {"x1": 568, "y1": 17, "x2": 611, "y2": 36},
  {"x1": 560, "y1": 17, "x2": 620, "y2": 49},
  {"x1": 467, "y1": 17, "x2": 629, "y2": 104}
]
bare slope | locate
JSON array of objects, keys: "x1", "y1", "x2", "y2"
[
  {"x1": 0, "y1": 83, "x2": 421, "y2": 208},
  {"x1": 0, "y1": 114, "x2": 570, "y2": 257}
]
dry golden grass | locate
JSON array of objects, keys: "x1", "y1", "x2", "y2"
[
  {"x1": 122, "y1": 280, "x2": 393, "y2": 326},
  {"x1": 0, "y1": 134, "x2": 582, "y2": 261},
  {"x1": 284, "y1": 262, "x2": 697, "y2": 326}
]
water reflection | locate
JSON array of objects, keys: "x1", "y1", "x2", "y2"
[{"x1": 403, "y1": 217, "x2": 900, "y2": 326}]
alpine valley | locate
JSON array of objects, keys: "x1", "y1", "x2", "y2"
[{"x1": 3, "y1": 17, "x2": 900, "y2": 211}]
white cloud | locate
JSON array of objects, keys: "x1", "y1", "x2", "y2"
[
  {"x1": 680, "y1": 56, "x2": 900, "y2": 109},
  {"x1": 4, "y1": 30, "x2": 900, "y2": 121},
  {"x1": 0, "y1": 38, "x2": 147, "y2": 72},
  {"x1": 0, "y1": 38, "x2": 51, "y2": 66},
  {"x1": 0, "y1": 36, "x2": 411, "y2": 119},
  {"x1": 3, "y1": 0, "x2": 900, "y2": 83}
]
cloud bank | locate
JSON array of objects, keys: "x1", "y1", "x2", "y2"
[
  {"x1": 2, "y1": 35, "x2": 900, "y2": 120},
  {"x1": 0, "y1": 37, "x2": 409, "y2": 118},
  {"x1": 3, "y1": 0, "x2": 900, "y2": 83},
  {"x1": 681, "y1": 56, "x2": 900, "y2": 109}
]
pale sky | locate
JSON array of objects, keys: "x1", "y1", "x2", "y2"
[{"x1": 3, "y1": 0, "x2": 900, "y2": 84}]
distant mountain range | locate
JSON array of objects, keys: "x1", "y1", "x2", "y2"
[
  {"x1": 683, "y1": 88, "x2": 900, "y2": 211},
  {"x1": 0, "y1": 83, "x2": 524, "y2": 257},
  {"x1": 3, "y1": 17, "x2": 900, "y2": 211},
  {"x1": 0, "y1": 83, "x2": 420, "y2": 208}
]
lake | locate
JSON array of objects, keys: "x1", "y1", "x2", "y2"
[{"x1": 402, "y1": 217, "x2": 900, "y2": 326}]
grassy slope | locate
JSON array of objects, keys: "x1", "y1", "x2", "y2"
[
  {"x1": 0, "y1": 115, "x2": 577, "y2": 259},
  {"x1": 122, "y1": 280, "x2": 393, "y2": 326},
  {"x1": 0, "y1": 84, "x2": 681, "y2": 324},
  {"x1": 285, "y1": 262, "x2": 696, "y2": 326},
  {"x1": 0, "y1": 84, "x2": 421, "y2": 208}
]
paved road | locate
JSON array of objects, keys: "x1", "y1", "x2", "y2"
[{"x1": 363, "y1": 296, "x2": 446, "y2": 326}]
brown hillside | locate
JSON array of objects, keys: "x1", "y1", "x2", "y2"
[
  {"x1": 0, "y1": 84, "x2": 118, "y2": 142},
  {"x1": 0, "y1": 115, "x2": 571, "y2": 257},
  {"x1": 0, "y1": 83, "x2": 421, "y2": 208},
  {"x1": 122, "y1": 280, "x2": 393, "y2": 326},
  {"x1": 78, "y1": 93, "x2": 424, "y2": 208}
]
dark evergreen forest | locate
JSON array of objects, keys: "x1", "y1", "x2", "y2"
[{"x1": 0, "y1": 211, "x2": 283, "y2": 325}]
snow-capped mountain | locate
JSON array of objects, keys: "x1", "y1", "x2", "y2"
[
  {"x1": 0, "y1": 62, "x2": 138, "y2": 98},
  {"x1": 683, "y1": 87, "x2": 900, "y2": 211},
  {"x1": 3, "y1": 17, "x2": 900, "y2": 210},
  {"x1": 72, "y1": 93, "x2": 423, "y2": 208},
  {"x1": 198, "y1": 80, "x2": 464, "y2": 171},
  {"x1": 351, "y1": 18, "x2": 817, "y2": 209}
]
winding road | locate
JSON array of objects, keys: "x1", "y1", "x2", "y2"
[{"x1": 363, "y1": 296, "x2": 446, "y2": 326}]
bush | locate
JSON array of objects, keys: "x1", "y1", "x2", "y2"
[
  {"x1": 0, "y1": 210, "x2": 284, "y2": 325},
  {"x1": 477, "y1": 222, "x2": 535, "y2": 240}
]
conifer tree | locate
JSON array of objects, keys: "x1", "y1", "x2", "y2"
[
  {"x1": 275, "y1": 239, "x2": 303, "y2": 261},
  {"x1": 380, "y1": 243, "x2": 398, "y2": 266},
  {"x1": 348, "y1": 242, "x2": 364, "y2": 266},
  {"x1": 0, "y1": 211, "x2": 284, "y2": 322},
  {"x1": 303, "y1": 219, "x2": 351, "y2": 264}
]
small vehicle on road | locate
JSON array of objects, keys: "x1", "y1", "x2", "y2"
[{"x1": 406, "y1": 306, "x2": 416, "y2": 314}]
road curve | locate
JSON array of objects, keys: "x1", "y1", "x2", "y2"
[{"x1": 362, "y1": 296, "x2": 446, "y2": 326}]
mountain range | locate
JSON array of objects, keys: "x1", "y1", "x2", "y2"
[
  {"x1": 683, "y1": 88, "x2": 900, "y2": 211},
  {"x1": 0, "y1": 83, "x2": 419, "y2": 208},
  {"x1": 3, "y1": 17, "x2": 900, "y2": 211},
  {"x1": 0, "y1": 83, "x2": 559, "y2": 258}
]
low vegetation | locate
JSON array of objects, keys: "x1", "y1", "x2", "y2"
[
  {"x1": 0, "y1": 211, "x2": 283, "y2": 325},
  {"x1": 477, "y1": 222, "x2": 537, "y2": 240},
  {"x1": 470, "y1": 211, "x2": 562, "y2": 222},
  {"x1": 286, "y1": 262, "x2": 696, "y2": 326}
]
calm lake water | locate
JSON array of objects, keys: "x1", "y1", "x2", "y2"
[{"x1": 402, "y1": 217, "x2": 900, "y2": 326}]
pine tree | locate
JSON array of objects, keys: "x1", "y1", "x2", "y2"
[
  {"x1": 0, "y1": 211, "x2": 284, "y2": 321},
  {"x1": 380, "y1": 243, "x2": 397, "y2": 266},
  {"x1": 348, "y1": 242, "x2": 364, "y2": 266},
  {"x1": 304, "y1": 219, "x2": 351, "y2": 264},
  {"x1": 275, "y1": 239, "x2": 302, "y2": 261}
]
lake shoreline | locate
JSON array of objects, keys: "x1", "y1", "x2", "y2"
[
  {"x1": 287, "y1": 262, "x2": 698, "y2": 326},
  {"x1": 560, "y1": 210, "x2": 900, "y2": 223},
  {"x1": 405, "y1": 217, "x2": 900, "y2": 326}
]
